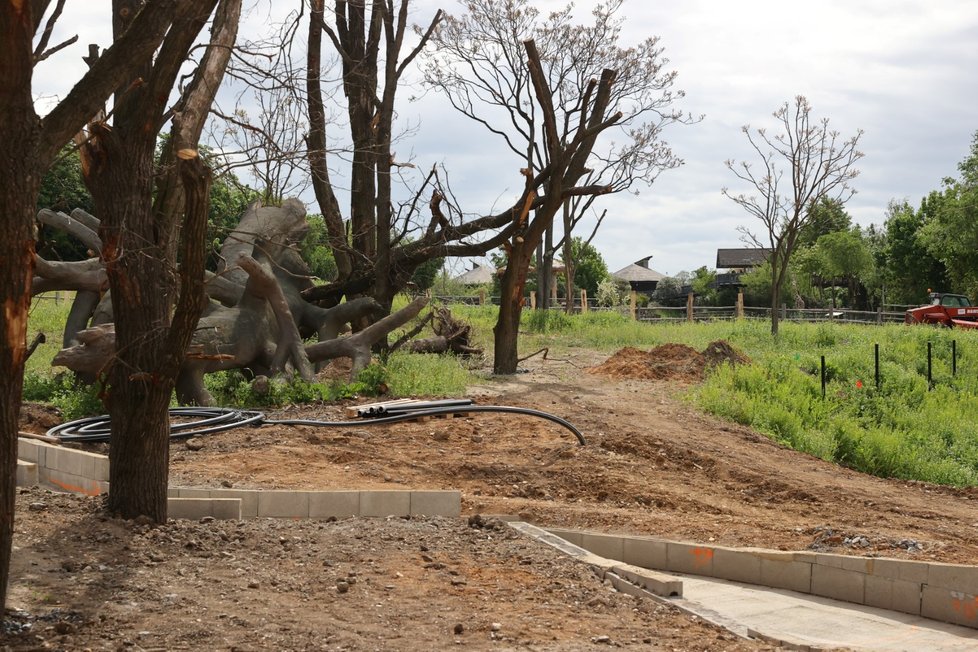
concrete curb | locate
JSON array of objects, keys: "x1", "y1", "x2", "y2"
[
  {"x1": 17, "y1": 437, "x2": 461, "y2": 522},
  {"x1": 545, "y1": 526, "x2": 978, "y2": 631}
]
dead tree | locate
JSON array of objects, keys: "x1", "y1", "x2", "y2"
[{"x1": 43, "y1": 201, "x2": 417, "y2": 406}]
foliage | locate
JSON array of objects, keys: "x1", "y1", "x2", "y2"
[
  {"x1": 917, "y1": 131, "x2": 978, "y2": 299},
  {"x1": 299, "y1": 214, "x2": 338, "y2": 282},
  {"x1": 797, "y1": 197, "x2": 852, "y2": 248},
  {"x1": 567, "y1": 237, "x2": 609, "y2": 297},
  {"x1": 36, "y1": 146, "x2": 95, "y2": 261},
  {"x1": 411, "y1": 256, "x2": 445, "y2": 293},
  {"x1": 596, "y1": 277, "x2": 632, "y2": 307},
  {"x1": 22, "y1": 372, "x2": 103, "y2": 421}
]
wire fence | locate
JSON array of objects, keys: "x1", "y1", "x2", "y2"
[{"x1": 431, "y1": 294, "x2": 911, "y2": 326}]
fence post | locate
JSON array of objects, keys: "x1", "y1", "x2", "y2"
[
  {"x1": 530, "y1": 291, "x2": 537, "y2": 310},
  {"x1": 686, "y1": 293, "x2": 694, "y2": 322},
  {"x1": 580, "y1": 289, "x2": 588, "y2": 314},
  {"x1": 780, "y1": 303, "x2": 787, "y2": 321},
  {"x1": 736, "y1": 290, "x2": 744, "y2": 319},
  {"x1": 876, "y1": 307, "x2": 882, "y2": 324},
  {"x1": 479, "y1": 289, "x2": 486, "y2": 306},
  {"x1": 629, "y1": 291, "x2": 637, "y2": 321}
]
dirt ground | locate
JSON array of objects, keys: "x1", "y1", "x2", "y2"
[{"x1": 6, "y1": 345, "x2": 978, "y2": 650}]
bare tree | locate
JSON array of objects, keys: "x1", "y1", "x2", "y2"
[
  {"x1": 426, "y1": 0, "x2": 693, "y2": 372},
  {"x1": 723, "y1": 95, "x2": 863, "y2": 335}
]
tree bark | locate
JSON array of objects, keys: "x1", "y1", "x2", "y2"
[{"x1": 0, "y1": 0, "x2": 42, "y2": 615}]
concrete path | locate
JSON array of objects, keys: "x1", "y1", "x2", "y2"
[{"x1": 675, "y1": 573, "x2": 978, "y2": 651}]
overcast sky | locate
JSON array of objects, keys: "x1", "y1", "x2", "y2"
[{"x1": 33, "y1": 1, "x2": 978, "y2": 278}]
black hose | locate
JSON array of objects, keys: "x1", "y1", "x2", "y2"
[
  {"x1": 47, "y1": 407, "x2": 266, "y2": 443},
  {"x1": 266, "y1": 405, "x2": 586, "y2": 445},
  {"x1": 46, "y1": 404, "x2": 586, "y2": 446}
]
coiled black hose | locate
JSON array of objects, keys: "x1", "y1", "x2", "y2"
[
  {"x1": 47, "y1": 407, "x2": 266, "y2": 443},
  {"x1": 46, "y1": 404, "x2": 586, "y2": 446}
]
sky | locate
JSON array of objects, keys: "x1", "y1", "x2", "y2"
[{"x1": 31, "y1": 0, "x2": 978, "y2": 278}]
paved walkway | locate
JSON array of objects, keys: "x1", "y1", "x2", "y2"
[{"x1": 675, "y1": 573, "x2": 978, "y2": 651}]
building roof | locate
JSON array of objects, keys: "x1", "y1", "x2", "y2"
[
  {"x1": 611, "y1": 263, "x2": 666, "y2": 283},
  {"x1": 454, "y1": 263, "x2": 495, "y2": 285},
  {"x1": 715, "y1": 248, "x2": 771, "y2": 268}
]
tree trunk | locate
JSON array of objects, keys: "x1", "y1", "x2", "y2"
[
  {"x1": 0, "y1": 1, "x2": 42, "y2": 612},
  {"x1": 493, "y1": 241, "x2": 533, "y2": 373}
]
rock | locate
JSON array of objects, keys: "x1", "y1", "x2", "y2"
[
  {"x1": 450, "y1": 577, "x2": 467, "y2": 586},
  {"x1": 28, "y1": 502, "x2": 47, "y2": 512},
  {"x1": 490, "y1": 623, "x2": 501, "y2": 632},
  {"x1": 453, "y1": 623, "x2": 464, "y2": 635},
  {"x1": 221, "y1": 480, "x2": 234, "y2": 488},
  {"x1": 336, "y1": 580, "x2": 350, "y2": 593},
  {"x1": 185, "y1": 438, "x2": 205, "y2": 451},
  {"x1": 200, "y1": 516, "x2": 215, "y2": 524},
  {"x1": 247, "y1": 581, "x2": 260, "y2": 589},
  {"x1": 592, "y1": 635, "x2": 611, "y2": 644}
]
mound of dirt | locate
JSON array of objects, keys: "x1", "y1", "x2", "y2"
[{"x1": 588, "y1": 340, "x2": 749, "y2": 382}]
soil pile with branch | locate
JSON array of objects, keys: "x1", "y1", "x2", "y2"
[{"x1": 588, "y1": 340, "x2": 749, "y2": 382}]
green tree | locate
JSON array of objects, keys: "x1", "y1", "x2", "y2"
[
  {"x1": 568, "y1": 238, "x2": 608, "y2": 297},
  {"x1": 797, "y1": 197, "x2": 852, "y2": 248},
  {"x1": 410, "y1": 256, "x2": 445, "y2": 293},
  {"x1": 811, "y1": 227, "x2": 875, "y2": 308},
  {"x1": 917, "y1": 132, "x2": 978, "y2": 298},
  {"x1": 881, "y1": 200, "x2": 949, "y2": 304}
]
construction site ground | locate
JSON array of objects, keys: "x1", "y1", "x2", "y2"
[{"x1": 6, "y1": 345, "x2": 978, "y2": 650}]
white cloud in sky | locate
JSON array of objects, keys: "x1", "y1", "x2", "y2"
[{"x1": 30, "y1": 0, "x2": 978, "y2": 278}]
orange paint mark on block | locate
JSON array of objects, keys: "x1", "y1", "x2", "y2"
[
  {"x1": 49, "y1": 477, "x2": 102, "y2": 497},
  {"x1": 951, "y1": 593, "x2": 978, "y2": 622},
  {"x1": 691, "y1": 547, "x2": 714, "y2": 569}
]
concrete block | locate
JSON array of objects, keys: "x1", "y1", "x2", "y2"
[
  {"x1": 210, "y1": 489, "x2": 260, "y2": 519},
  {"x1": 813, "y1": 553, "x2": 874, "y2": 574},
  {"x1": 622, "y1": 536, "x2": 667, "y2": 571},
  {"x1": 606, "y1": 571, "x2": 650, "y2": 599},
  {"x1": 176, "y1": 488, "x2": 212, "y2": 499},
  {"x1": 42, "y1": 469, "x2": 104, "y2": 496},
  {"x1": 410, "y1": 490, "x2": 460, "y2": 517},
  {"x1": 712, "y1": 546, "x2": 762, "y2": 585},
  {"x1": 865, "y1": 574, "x2": 922, "y2": 615},
  {"x1": 92, "y1": 456, "x2": 110, "y2": 482},
  {"x1": 812, "y1": 563, "x2": 865, "y2": 604},
  {"x1": 209, "y1": 498, "x2": 243, "y2": 520},
  {"x1": 665, "y1": 541, "x2": 715, "y2": 576},
  {"x1": 16, "y1": 460, "x2": 38, "y2": 487},
  {"x1": 167, "y1": 487, "x2": 180, "y2": 498},
  {"x1": 359, "y1": 490, "x2": 410, "y2": 517},
  {"x1": 870, "y1": 558, "x2": 929, "y2": 584},
  {"x1": 168, "y1": 497, "x2": 240, "y2": 521},
  {"x1": 921, "y1": 585, "x2": 978, "y2": 628},
  {"x1": 927, "y1": 562, "x2": 978, "y2": 592},
  {"x1": 759, "y1": 555, "x2": 811, "y2": 594},
  {"x1": 258, "y1": 490, "x2": 309, "y2": 518},
  {"x1": 309, "y1": 491, "x2": 359, "y2": 519},
  {"x1": 17, "y1": 439, "x2": 39, "y2": 463},
  {"x1": 546, "y1": 528, "x2": 584, "y2": 547},
  {"x1": 612, "y1": 563, "x2": 683, "y2": 597},
  {"x1": 53, "y1": 447, "x2": 98, "y2": 479},
  {"x1": 580, "y1": 533, "x2": 624, "y2": 562}
]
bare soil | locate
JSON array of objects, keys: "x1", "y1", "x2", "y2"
[{"x1": 6, "y1": 346, "x2": 978, "y2": 650}]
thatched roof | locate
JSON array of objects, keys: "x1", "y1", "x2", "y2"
[
  {"x1": 612, "y1": 262, "x2": 666, "y2": 283},
  {"x1": 453, "y1": 263, "x2": 495, "y2": 285}
]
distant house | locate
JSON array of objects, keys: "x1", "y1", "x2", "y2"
[
  {"x1": 453, "y1": 262, "x2": 495, "y2": 286},
  {"x1": 611, "y1": 256, "x2": 666, "y2": 295},
  {"x1": 715, "y1": 248, "x2": 771, "y2": 287}
]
